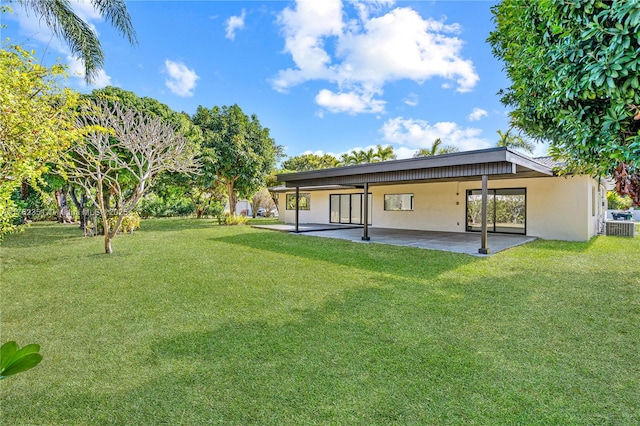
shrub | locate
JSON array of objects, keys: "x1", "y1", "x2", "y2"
[
  {"x1": 607, "y1": 191, "x2": 632, "y2": 210},
  {"x1": 223, "y1": 213, "x2": 249, "y2": 226}
]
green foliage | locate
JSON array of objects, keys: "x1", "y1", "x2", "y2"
[
  {"x1": 281, "y1": 153, "x2": 340, "y2": 171},
  {"x1": 488, "y1": 0, "x2": 640, "y2": 203},
  {"x1": 339, "y1": 145, "x2": 397, "y2": 166},
  {"x1": 607, "y1": 191, "x2": 633, "y2": 210},
  {"x1": 413, "y1": 138, "x2": 459, "y2": 158},
  {"x1": 114, "y1": 212, "x2": 140, "y2": 234},
  {"x1": 496, "y1": 128, "x2": 536, "y2": 154},
  {"x1": 223, "y1": 212, "x2": 249, "y2": 226},
  {"x1": 138, "y1": 193, "x2": 194, "y2": 218},
  {"x1": 192, "y1": 104, "x2": 283, "y2": 215},
  {"x1": 13, "y1": 0, "x2": 137, "y2": 83},
  {"x1": 0, "y1": 341, "x2": 42, "y2": 379},
  {"x1": 0, "y1": 44, "x2": 82, "y2": 237}
]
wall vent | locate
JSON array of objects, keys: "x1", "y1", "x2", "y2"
[{"x1": 606, "y1": 221, "x2": 636, "y2": 237}]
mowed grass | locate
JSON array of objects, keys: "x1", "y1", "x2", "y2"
[{"x1": 1, "y1": 219, "x2": 639, "y2": 425}]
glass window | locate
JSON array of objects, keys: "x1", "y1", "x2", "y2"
[
  {"x1": 466, "y1": 188, "x2": 525, "y2": 234},
  {"x1": 286, "y1": 193, "x2": 310, "y2": 210},
  {"x1": 384, "y1": 194, "x2": 413, "y2": 211},
  {"x1": 329, "y1": 193, "x2": 372, "y2": 224}
]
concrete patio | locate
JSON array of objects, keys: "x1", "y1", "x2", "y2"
[{"x1": 253, "y1": 223, "x2": 536, "y2": 256}]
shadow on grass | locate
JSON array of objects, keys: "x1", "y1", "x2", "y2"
[
  {"x1": 211, "y1": 229, "x2": 480, "y2": 281},
  {"x1": 0, "y1": 222, "x2": 86, "y2": 248}
]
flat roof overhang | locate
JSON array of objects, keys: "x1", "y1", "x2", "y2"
[{"x1": 277, "y1": 147, "x2": 554, "y2": 188}]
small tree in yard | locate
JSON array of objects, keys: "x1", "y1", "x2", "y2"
[{"x1": 64, "y1": 101, "x2": 199, "y2": 254}]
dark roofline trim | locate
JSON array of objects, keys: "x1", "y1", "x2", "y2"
[{"x1": 277, "y1": 147, "x2": 554, "y2": 187}]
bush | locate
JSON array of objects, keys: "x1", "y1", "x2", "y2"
[
  {"x1": 607, "y1": 191, "x2": 632, "y2": 210},
  {"x1": 223, "y1": 213, "x2": 249, "y2": 226},
  {"x1": 95, "y1": 212, "x2": 141, "y2": 235}
]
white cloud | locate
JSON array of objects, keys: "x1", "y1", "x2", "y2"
[
  {"x1": 274, "y1": 1, "x2": 479, "y2": 114},
  {"x1": 315, "y1": 89, "x2": 386, "y2": 114},
  {"x1": 380, "y1": 117, "x2": 491, "y2": 152},
  {"x1": 404, "y1": 93, "x2": 419, "y2": 107},
  {"x1": 468, "y1": 107, "x2": 488, "y2": 121},
  {"x1": 225, "y1": 9, "x2": 246, "y2": 40},
  {"x1": 164, "y1": 59, "x2": 199, "y2": 97}
]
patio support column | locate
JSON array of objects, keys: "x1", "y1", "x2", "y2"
[
  {"x1": 295, "y1": 186, "x2": 299, "y2": 233},
  {"x1": 479, "y1": 174, "x2": 490, "y2": 254},
  {"x1": 362, "y1": 182, "x2": 370, "y2": 241}
]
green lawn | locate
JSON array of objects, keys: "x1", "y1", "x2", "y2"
[{"x1": 1, "y1": 219, "x2": 639, "y2": 425}]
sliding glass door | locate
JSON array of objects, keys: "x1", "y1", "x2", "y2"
[
  {"x1": 330, "y1": 193, "x2": 372, "y2": 225},
  {"x1": 466, "y1": 188, "x2": 526, "y2": 234}
]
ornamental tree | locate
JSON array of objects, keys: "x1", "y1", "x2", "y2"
[
  {"x1": 64, "y1": 101, "x2": 199, "y2": 254},
  {"x1": 0, "y1": 45, "x2": 82, "y2": 237},
  {"x1": 488, "y1": 0, "x2": 640, "y2": 205}
]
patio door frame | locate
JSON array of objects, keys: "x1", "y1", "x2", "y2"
[
  {"x1": 330, "y1": 193, "x2": 372, "y2": 225},
  {"x1": 466, "y1": 187, "x2": 527, "y2": 235}
]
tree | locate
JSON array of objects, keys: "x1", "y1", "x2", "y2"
[
  {"x1": 339, "y1": 145, "x2": 395, "y2": 166},
  {"x1": 281, "y1": 153, "x2": 340, "y2": 171},
  {"x1": 374, "y1": 144, "x2": 396, "y2": 161},
  {"x1": 64, "y1": 101, "x2": 199, "y2": 254},
  {"x1": 250, "y1": 187, "x2": 276, "y2": 218},
  {"x1": 413, "y1": 138, "x2": 459, "y2": 157},
  {"x1": 9, "y1": 0, "x2": 137, "y2": 83},
  {"x1": 496, "y1": 128, "x2": 535, "y2": 154},
  {"x1": 192, "y1": 104, "x2": 282, "y2": 216},
  {"x1": 0, "y1": 45, "x2": 82, "y2": 237},
  {"x1": 488, "y1": 0, "x2": 640, "y2": 205}
]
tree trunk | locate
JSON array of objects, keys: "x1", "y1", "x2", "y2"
[
  {"x1": 104, "y1": 234, "x2": 112, "y2": 254},
  {"x1": 227, "y1": 181, "x2": 237, "y2": 216},
  {"x1": 56, "y1": 188, "x2": 73, "y2": 223},
  {"x1": 20, "y1": 180, "x2": 29, "y2": 223},
  {"x1": 69, "y1": 186, "x2": 86, "y2": 230}
]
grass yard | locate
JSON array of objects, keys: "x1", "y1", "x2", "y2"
[{"x1": 1, "y1": 219, "x2": 639, "y2": 425}]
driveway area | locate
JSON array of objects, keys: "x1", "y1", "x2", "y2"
[{"x1": 253, "y1": 224, "x2": 536, "y2": 256}]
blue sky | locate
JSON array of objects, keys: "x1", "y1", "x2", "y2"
[{"x1": 2, "y1": 0, "x2": 549, "y2": 160}]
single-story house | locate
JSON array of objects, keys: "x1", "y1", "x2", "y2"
[{"x1": 274, "y1": 147, "x2": 607, "y2": 253}]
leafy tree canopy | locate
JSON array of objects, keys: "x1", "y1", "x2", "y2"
[
  {"x1": 281, "y1": 153, "x2": 340, "y2": 171},
  {"x1": 413, "y1": 138, "x2": 459, "y2": 158},
  {"x1": 0, "y1": 44, "x2": 82, "y2": 236},
  {"x1": 193, "y1": 104, "x2": 282, "y2": 215},
  {"x1": 9, "y1": 0, "x2": 137, "y2": 82},
  {"x1": 488, "y1": 0, "x2": 640, "y2": 205}
]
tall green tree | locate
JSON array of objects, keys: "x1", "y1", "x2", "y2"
[
  {"x1": 192, "y1": 104, "x2": 282, "y2": 216},
  {"x1": 413, "y1": 138, "x2": 459, "y2": 158},
  {"x1": 496, "y1": 128, "x2": 535, "y2": 154},
  {"x1": 488, "y1": 0, "x2": 640, "y2": 205},
  {"x1": 374, "y1": 144, "x2": 396, "y2": 161},
  {"x1": 9, "y1": 0, "x2": 137, "y2": 82},
  {"x1": 281, "y1": 153, "x2": 340, "y2": 171},
  {"x1": 0, "y1": 45, "x2": 82, "y2": 237}
]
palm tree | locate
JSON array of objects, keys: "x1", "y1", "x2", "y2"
[
  {"x1": 12, "y1": 0, "x2": 137, "y2": 83},
  {"x1": 496, "y1": 128, "x2": 535, "y2": 154},
  {"x1": 413, "y1": 138, "x2": 459, "y2": 158},
  {"x1": 374, "y1": 144, "x2": 396, "y2": 162}
]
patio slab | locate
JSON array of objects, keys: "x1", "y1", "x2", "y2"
[{"x1": 254, "y1": 224, "x2": 536, "y2": 256}]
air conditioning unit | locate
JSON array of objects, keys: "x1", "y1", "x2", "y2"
[{"x1": 606, "y1": 221, "x2": 636, "y2": 237}]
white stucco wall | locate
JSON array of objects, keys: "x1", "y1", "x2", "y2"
[{"x1": 278, "y1": 174, "x2": 604, "y2": 241}]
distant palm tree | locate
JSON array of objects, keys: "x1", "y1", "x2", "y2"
[
  {"x1": 11, "y1": 0, "x2": 137, "y2": 82},
  {"x1": 496, "y1": 128, "x2": 535, "y2": 154},
  {"x1": 413, "y1": 138, "x2": 459, "y2": 158},
  {"x1": 374, "y1": 144, "x2": 396, "y2": 162}
]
